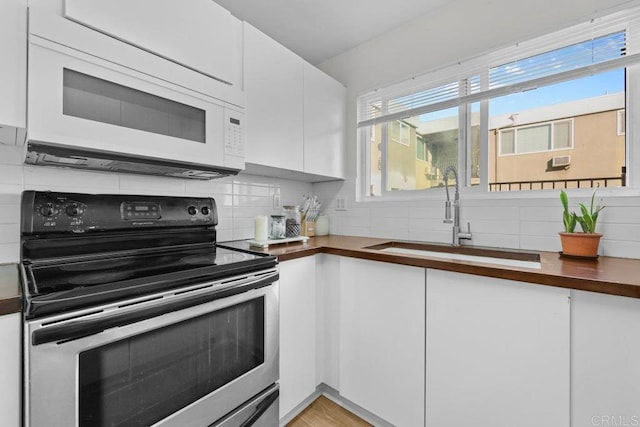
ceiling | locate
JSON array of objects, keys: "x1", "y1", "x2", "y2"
[{"x1": 212, "y1": 0, "x2": 451, "y2": 65}]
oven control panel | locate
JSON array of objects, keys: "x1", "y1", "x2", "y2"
[{"x1": 21, "y1": 191, "x2": 218, "y2": 234}]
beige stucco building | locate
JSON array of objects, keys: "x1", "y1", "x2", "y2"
[{"x1": 369, "y1": 93, "x2": 625, "y2": 194}]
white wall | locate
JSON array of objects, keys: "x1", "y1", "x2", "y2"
[
  {"x1": 0, "y1": 143, "x2": 311, "y2": 264},
  {"x1": 312, "y1": 0, "x2": 640, "y2": 258}
]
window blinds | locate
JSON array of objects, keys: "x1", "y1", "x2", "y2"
[{"x1": 358, "y1": 6, "x2": 640, "y2": 128}]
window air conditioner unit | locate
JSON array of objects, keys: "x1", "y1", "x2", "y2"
[{"x1": 552, "y1": 155, "x2": 571, "y2": 168}]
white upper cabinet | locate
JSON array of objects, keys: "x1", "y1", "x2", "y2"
[
  {"x1": 63, "y1": 0, "x2": 242, "y2": 86},
  {"x1": 243, "y1": 22, "x2": 304, "y2": 172},
  {"x1": 426, "y1": 269, "x2": 570, "y2": 427},
  {"x1": 0, "y1": 0, "x2": 27, "y2": 145},
  {"x1": 243, "y1": 23, "x2": 345, "y2": 181},
  {"x1": 303, "y1": 63, "x2": 346, "y2": 179}
]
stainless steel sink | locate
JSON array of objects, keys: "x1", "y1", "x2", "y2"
[{"x1": 366, "y1": 241, "x2": 542, "y2": 269}]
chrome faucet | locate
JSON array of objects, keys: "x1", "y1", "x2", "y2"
[{"x1": 443, "y1": 166, "x2": 472, "y2": 246}]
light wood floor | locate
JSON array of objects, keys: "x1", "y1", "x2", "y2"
[{"x1": 286, "y1": 396, "x2": 372, "y2": 427}]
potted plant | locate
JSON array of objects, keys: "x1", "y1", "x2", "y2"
[{"x1": 559, "y1": 189, "x2": 605, "y2": 258}]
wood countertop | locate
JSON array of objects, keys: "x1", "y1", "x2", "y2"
[
  {"x1": 222, "y1": 235, "x2": 640, "y2": 299},
  {"x1": 0, "y1": 264, "x2": 22, "y2": 316},
  {"x1": 5, "y1": 235, "x2": 639, "y2": 316}
]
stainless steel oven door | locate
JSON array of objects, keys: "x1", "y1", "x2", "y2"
[{"x1": 24, "y1": 268, "x2": 279, "y2": 427}]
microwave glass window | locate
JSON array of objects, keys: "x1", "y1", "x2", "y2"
[
  {"x1": 78, "y1": 297, "x2": 265, "y2": 426},
  {"x1": 62, "y1": 69, "x2": 206, "y2": 143}
]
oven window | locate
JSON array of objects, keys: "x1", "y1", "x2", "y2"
[
  {"x1": 78, "y1": 297, "x2": 265, "y2": 426},
  {"x1": 63, "y1": 69, "x2": 206, "y2": 143}
]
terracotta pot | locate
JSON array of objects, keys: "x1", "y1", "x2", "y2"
[{"x1": 559, "y1": 232, "x2": 602, "y2": 257}]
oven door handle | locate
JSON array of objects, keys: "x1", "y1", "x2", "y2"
[
  {"x1": 32, "y1": 271, "x2": 278, "y2": 346},
  {"x1": 210, "y1": 383, "x2": 280, "y2": 427},
  {"x1": 238, "y1": 386, "x2": 279, "y2": 427}
]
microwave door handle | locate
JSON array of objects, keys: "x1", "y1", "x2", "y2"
[{"x1": 238, "y1": 387, "x2": 280, "y2": 427}]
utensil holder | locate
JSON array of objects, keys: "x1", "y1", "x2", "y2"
[{"x1": 302, "y1": 220, "x2": 316, "y2": 237}]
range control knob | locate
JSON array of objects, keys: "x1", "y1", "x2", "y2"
[
  {"x1": 201, "y1": 206, "x2": 210, "y2": 216},
  {"x1": 39, "y1": 203, "x2": 58, "y2": 217},
  {"x1": 187, "y1": 206, "x2": 198, "y2": 216},
  {"x1": 65, "y1": 203, "x2": 84, "y2": 217}
]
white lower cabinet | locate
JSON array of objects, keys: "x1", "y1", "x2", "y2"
[
  {"x1": 339, "y1": 257, "x2": 425, "y2": 427},
  {"x1": 316, "y1": 254, "x2": 341, "y2": 391},
  {"x1": 0, "y1": 313, "x2": 21, "y2": 427},
  {"x1": 571, "y1": 290, "x2": 640, "y2": 427},
  {"x1": 425, "y1": 269, "x2": 570, "y2": 427},
  {"x1": 279, "y1": 256, "x2": 317, "y2": 419},
  {"x1": 279, "y1": 255, "x2": 640, "y2": 427}
]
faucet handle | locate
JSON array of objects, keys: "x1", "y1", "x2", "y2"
[{"x1": 466, "y1": 222, "x2": 471, "y2": 233}]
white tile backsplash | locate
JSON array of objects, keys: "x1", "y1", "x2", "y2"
[
  {"x1": 119, "y1": 174, "x2": 186, "y2": 196},
  {"x1": 0, "y1": 243, "x2": 19, "y2": 264},
  {"x1": 315, "y1": 180, "x2": 640, "y2": 259},
  {"x1": 0, "y1": 165, "x2": 24, "y2": 186},
  {"x1": 24, "y1": 166, "x2": 120, "y2": 193},
  {"x1": 0, "y1": 158, "x2": 313, "y2": 263},
  {"x1": 3, "y1": 145, "x2": 640, "y2": 261}
]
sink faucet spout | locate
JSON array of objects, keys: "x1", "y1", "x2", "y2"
[{"x1": 443, "y1": 166, "x2": 472, "y2": 246}]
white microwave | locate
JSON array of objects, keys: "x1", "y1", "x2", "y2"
[{"x1": 26, "y1": 11, "x2": 245, "y2": 179}]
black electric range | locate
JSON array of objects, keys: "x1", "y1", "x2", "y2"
[{"x1": 20, "y1": 191, "x2": 276, "y2": 319}]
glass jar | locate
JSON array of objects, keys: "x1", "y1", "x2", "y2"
[
  {"x1": 269, "y1": 215, "x2": 286, "y2": 240},
  {"x1": 282, "y1": 205, "x2": 301, "y2": 238}
]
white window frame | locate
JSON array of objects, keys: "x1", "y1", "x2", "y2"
[
  {"x1": 498, "y1": 119, "x2": 574, "y2": 157},
  {"x1": 357, "y1": 6, "x2": 640, "y2": 202}
]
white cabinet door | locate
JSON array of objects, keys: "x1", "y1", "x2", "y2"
[
  {"x1": 243, "y1": 23, "x2": 304, "y2": 172},
  {"x1": 571, "y1": 290, "x2": 640, "y2": 427},
  {"x1": 0, "y1": 0, "x2": 26, "y2": 143},
  {"x1": 340, "y1": 257, "x2": 425, "y2": 427},
  {"x1": 426, "y1": 269, "x2": 570, "y2": 427},
  {"x1": 303, "y1": 63, "x2": 346, "y2": 179},
  {"x1": 279, "y1": 256, "x2": 317, "y2": 419},
  {"x1": 0, "y1": 313, "x2": 21, "y2": 427},
  {"x1": 316, "y1": 254, "x2": 341, "y2": 390},
  {"x1": 64, "y1": 0, "x2": 242, "y2": 86}
]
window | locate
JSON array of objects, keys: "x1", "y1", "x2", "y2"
[
  {"x1": 358, "y1": 8, "x2": 638, "y2": 197},
  {"x1": 499, "y1": 119, "x2": 573, "y2": 155},
  {"x1": 617, "y1": 109, "x2": 626, "y2": 135},
  {"x1": 417, "y1": 136, "x2": 426, "y2": 161},
  {"x1": 391, "y1": 121, "x2": 410, "y2": 145}
]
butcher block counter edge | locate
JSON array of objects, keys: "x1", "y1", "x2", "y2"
[
  {"x1": 0, "y1": 264, "x2": 21, "y2": 316},
  {"x1": 222, "y1": 235, "x2": 640, "y2": 299}
]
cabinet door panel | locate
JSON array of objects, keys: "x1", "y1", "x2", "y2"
[
  {"x1": 0, "y1": 313, "x2": 21, "y2": 427},
  {"x1": 0, "y1": 0, "x2": 26, "y2": 135},
  {"x1": 64, "y1": 0, "x2": 240, "y2": 85},
  {"x1": 426, "y1": 269, "x2": 569, "y2": 427},
  {"x1": 571, "y1": 290, "x2": 640, "y2": 427},
  {"x1": 279, "y1": 257, "x2": 317, "y2": 419},
  {"x1": 244, "y1": 23, "x2": 304, "y2": 171},
  {"x1": 303, "y1": 63, "x2": 345, "y2": 179},
  {"x1": 340, "y1": 258, "x2": 425, "y2": 427}
]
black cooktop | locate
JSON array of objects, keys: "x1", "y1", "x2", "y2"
[
  {"x1": 20, "y1": 191, "x2": 277, "y2": 319},
  {"x1": 26, "y1": 245, "x2": 270, "y2": 295}
]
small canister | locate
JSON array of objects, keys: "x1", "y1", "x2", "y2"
[
  {"x1": 270, "y1": 215, "x2": 286, "y2": 239},
  {"x1": 315, "y1": 215, "x2": 330, "y2": 236},
  {"x1": 283, "y1": 205, "x2": 301, "y2": 238}
]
